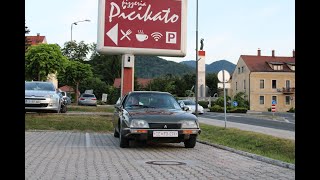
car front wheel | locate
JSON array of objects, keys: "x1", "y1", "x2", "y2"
[
  {"x1": 184, "y1": 135, "x2": 197, "y2": 148},
  {"x1": 119, "y1": 123, "x2": 129, "y2": 148},
  {"x1": 114, "y1": 127, "x2": 119, "y2": 138}
]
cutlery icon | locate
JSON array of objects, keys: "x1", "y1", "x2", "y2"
[{"x1": 120, "y1": 29, "x2": 132, "y2": 41}]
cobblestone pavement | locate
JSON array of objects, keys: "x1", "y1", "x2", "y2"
[{"x1": 25, "y1": 131, "x2": 295, "y2": 180}]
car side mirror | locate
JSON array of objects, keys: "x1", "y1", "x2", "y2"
[
  {"x1": 114, "y1": 103, "x2": 122, "y2": 110},
  {"x1": 183, "y1": 106, "x2": 189, "y2": 111}
]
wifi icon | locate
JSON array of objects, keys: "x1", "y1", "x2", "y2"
[{"x1": 151, "y1": 32, "x2": 163, "y2": 41}]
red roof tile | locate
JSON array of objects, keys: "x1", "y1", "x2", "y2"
[
  {"x1": 113, "y1": 78, "x2": 152, "y2": 88},
  {"x1": 26, "y1": 35, "x2": 46, "y2": 45},
  {"x1": 241, "y1": 55, "x2": 295, "y2": 72}
]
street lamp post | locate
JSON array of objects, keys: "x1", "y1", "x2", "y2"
[
  {"x1": 71, "y1": 19, "x2": 90, "y2": 42},
  {"x1": 195, "y1": 0, "x2": 199, "y2": 117}
]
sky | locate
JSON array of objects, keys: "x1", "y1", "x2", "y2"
[{"x1": 25, "y1": 0, "x2": 295, "y2": 65}]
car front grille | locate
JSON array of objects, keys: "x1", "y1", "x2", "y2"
[
  {"x1": 25, "y1": 104, "x2": 48, "y2": 107},
  {"x1": 25, "y1": 98, "x2": 46, "y2": 100},
  {"x1": 148, "y1": 123, "x2": 181, "y2": 129}
]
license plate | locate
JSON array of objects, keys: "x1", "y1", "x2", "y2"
[
  {"x1": 25, "y1": 99, "x2": 40, "y2": 104},
  {"x1": 153, "y1": 131, "x2": 178, "y2": 137}
]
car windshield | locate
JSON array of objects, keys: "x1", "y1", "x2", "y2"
[
  {"x1": 183, "y1": 100, "x2": 196, "y2": 105},
  {"x1": 25, "y1": 82, "x2": 55, "y2": 91},
  {"x1": 124, "y1": 93, "x2": 181, "y2": 110},
  {"x1": 82, "y1": 94, "x2": 95, "y2": 98}
]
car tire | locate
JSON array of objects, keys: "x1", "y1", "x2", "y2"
[
  {"x1": 184, "y1": 135, "x2": 197, "y2": 148},
  {"x1": 61, "y1": 105, "x2": 67, "y2": 113},
  {"x1": 114, "y1": 127, "x2": 119, "y2": 138},
  {"x1": 119, "y1": 125, "x2": 129, "y2": 148}
]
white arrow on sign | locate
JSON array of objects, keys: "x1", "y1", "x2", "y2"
[{"x1": 106, "y1": 23, "x2": 118, "y2": 45}]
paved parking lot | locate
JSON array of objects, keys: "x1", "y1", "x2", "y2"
[{"x1": 25, "y1": 131, "x2": 295, "y2": 180}]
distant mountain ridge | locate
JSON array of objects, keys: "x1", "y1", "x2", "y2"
[
  {"x1": 133, "y1": 56, "x2": 236, "y2": 78},
  {"x1": 135, "y1": 56, "x2": 194, "y2": 78},
  {"x1": 180, "y1": 60, "x2": 236, "y2": 74}
]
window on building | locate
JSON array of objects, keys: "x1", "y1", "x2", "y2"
[
  {"x1": 272, "y1": 96, "x2": 277, "y2": 104},
  {"x1": 286, "y1": 80, "x2": 290, "y2": 88},
  {"x1": 272, "y1": 80, "x2": 277, "y2": 89},
  {"x1": 290, "y1": 65, "x2": 295, "y2": 71},
  {"x1": 260, "y1": 80, "x2": 264, "y2": 89},
  {"x1": 243, "y1": 80, "x2": 246, "y2": 89},
  {"x1": 273, "y1": 65, "x2": 283, "y2": 70},
  {"x1": 241, "y1": 67, "x2": 244, "y2": 73},
  {"x1": 236, "y1": 82, "x2": 238, "y2": 91},
  {"x1": 285, "y1": 96, "x2": 291, "y2": 105},
  {"x1": 238, "y1": 67, "x2": 240, "y2": 74},
  {"x1": 259, "y1": 96, "x2": 264, "y2": 104}
]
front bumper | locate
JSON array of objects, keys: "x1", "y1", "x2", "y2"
[
  {"x1": 122, "y1": 128, "x2": 201, "y2": 142},
  {"x1": 25, "y1": 97, "x2": 60, "y2": 112}
]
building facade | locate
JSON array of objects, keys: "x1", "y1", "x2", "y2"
[{"x1": 230, "y1": 49, "x2": 295, "y2": 112}]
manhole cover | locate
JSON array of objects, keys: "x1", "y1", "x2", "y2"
[{"x1": 146, "y1": 161, "x2": 186, "y2": 165}]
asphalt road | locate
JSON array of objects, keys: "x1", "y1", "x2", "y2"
[{"x1": 198, "y1": 111, "x2": 295, "y2": 132}]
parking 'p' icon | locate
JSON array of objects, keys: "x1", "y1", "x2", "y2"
[{"x1": 166, "y1": 32, "x2": 177, "y2": 44}]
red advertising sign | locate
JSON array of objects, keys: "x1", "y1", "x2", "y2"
[{"x1": 97, "y1": 0, "x2": 187, "y2": 57}]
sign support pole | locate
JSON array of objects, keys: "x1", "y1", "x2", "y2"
[
  {"x1": 223, "y1": 71, "x2": 227, "y2": 128},
  {"x1": 121, "y1": 54, "x2": 134, "y2": 97}
]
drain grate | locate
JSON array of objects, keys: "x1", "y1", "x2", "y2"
[{"x1": 146, "y1": 161, "x2": 186, "y2": 165}]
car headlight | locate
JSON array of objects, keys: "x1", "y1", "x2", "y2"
[
  {"x1": 181, "y1": 121, "x2": 198, "y2": 128},
  {"x1": 130, "y1": 120, "x2": 149, "y2": 128},
  {"x1": 45, "y1": 94, "x2": 54, "y2": 98}
]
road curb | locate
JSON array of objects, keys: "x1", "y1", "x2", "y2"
[{"x1": 197, "y1": 140, "x2": 295, "y2": 170}]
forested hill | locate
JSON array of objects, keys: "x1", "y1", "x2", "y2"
[
  {"x1": 180, "y1": 60, "x2": 236, "y2": 74},
  {"x1": 134, "y1": 56, "x2": 194, "y2": 78}
]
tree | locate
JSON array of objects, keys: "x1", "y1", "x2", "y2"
[
  {"x1": 206, "y1": 73, "x2": 219, "y2": 96},
  {"x1": 25, "y1": 43, "x2": 68, "y2": 81},
  {"x1": 87, "y1": 43, "x2": 121, "y2": 85},
  {"x1": 233, "y1": 91, "x2": 249, "y2": 108},
  {"x1": 58, "y1": 60, "x2": 93, "y2": 104},
  {"x1": 147, "y1": 75, "x2": 175, "y2": 93},
  {"x1": 25, "y1": 21, "x2": 31, "y2": 51},
  {"x1": 61, "y1": 41, "x2": 90, "y2": 62},
  {"x1": 78, "y1": 77, "x2": 108, "y2": 100}
]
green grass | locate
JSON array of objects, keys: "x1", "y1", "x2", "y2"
[
  {"x1": 25, "y1": 114, "x2": 113, "y2": 132},
  {"x1": 67, "y1": 105, "x2": 114, "y2": 113},
  {"x1": 198, "y1": 123, "x2": 295, "y2": 164}
]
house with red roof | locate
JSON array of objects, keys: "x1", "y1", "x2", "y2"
[
  {"x1": 26, "y1": 33, "x2": 47, "y2": 45},
  {"x1": 113, "y1": 78, "x2": 152, "y2": 89},
  {"x1": 230, "y1": 49, "x2": 295, "y2": 112}
]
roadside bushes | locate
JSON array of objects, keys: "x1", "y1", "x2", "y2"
[
  {"x1": 287, "y1": 107, "x2": 295, "y2": 113},
  {"x1": 209, "y1": 105, "x2": 247, "y2": 113}
]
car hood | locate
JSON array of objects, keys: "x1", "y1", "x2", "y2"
[
  {"x1": 125, "y1": 108, "x2": 198, "y2": 122},
  {"x1": 25, "y1": 90, "x2": 57, "y2": 97}
]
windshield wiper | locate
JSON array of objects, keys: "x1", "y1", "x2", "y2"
[{"x1": 128, "y1": 105, "x2": 156, "y2": 108}]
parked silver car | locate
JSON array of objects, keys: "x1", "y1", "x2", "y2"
[
  {"x1": 178, "y1": 99, "x2": 204, "y2": 114},
  {"x1": 25, "y1": 81, "x2": 64, "y2": 113},
  {"x1": 78, "y1": 93, "x2": 97, "y2": 106}
]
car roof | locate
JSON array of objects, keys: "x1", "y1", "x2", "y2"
[
  {"x1": 127, "y1": 91, "x2": 172, "y2": 95},
  {"x1": 25, "y1": 81, "x2": 53, "y2": 84}
]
